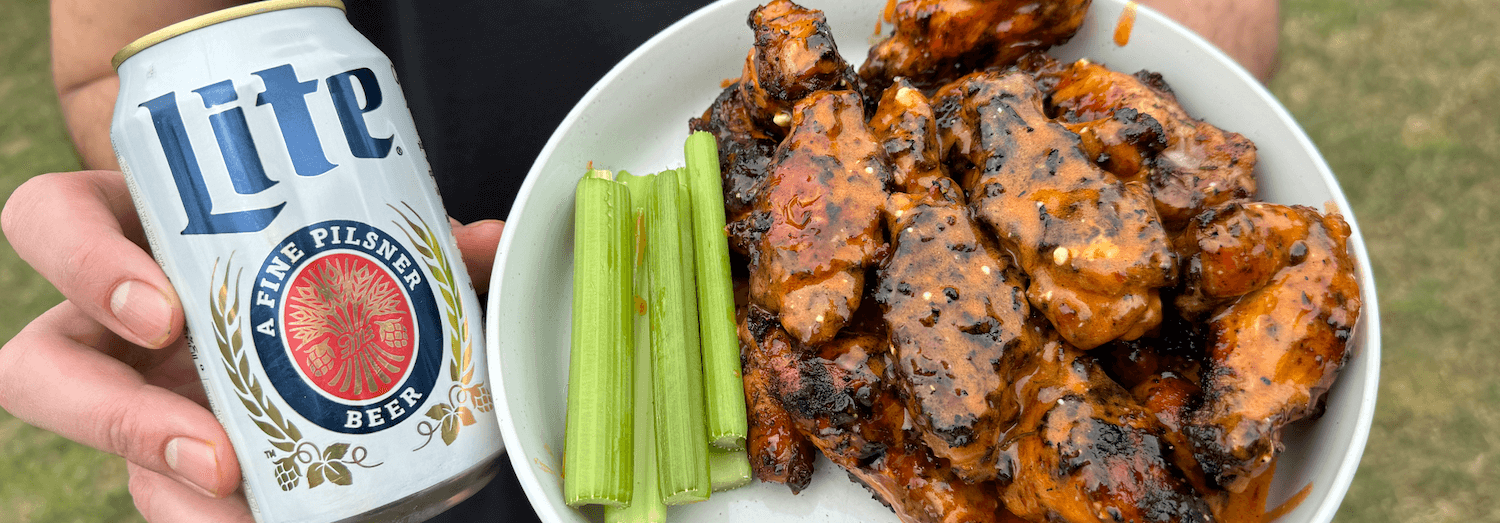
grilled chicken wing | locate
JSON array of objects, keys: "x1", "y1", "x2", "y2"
[
  {"x1": 743, "y1": 91, "x2": 891, "y2": 345},
  {"x1": 741, "y1": 306, "x2": 1004, "y2": 523},
  {"x1": 1177, "y1": 202, "x2": 1361, "y2": 492},
  {"x1": 874, "y1": 179, "x2": 1033, "y2": 482},
  {"x1": 738, "y1": 318, "x2": 818, "y2": 493},
  {"x1": 936, "y1": 71, "x2": 1176, "y2": 350},
  {"x1": 870, "y1": 78, "x2": 949, "y2": 193},
  {"x1": 1132, "y1": 372, "x2": 1215, "y2": 496},
  {"x1": 1038, "y1": 59, "x2": 1258, "y2": 230},
  {"x1": 693, "y1": 0, "x2": 865, "y2": 250},
  {"x1": 738, "y1": 0, "x2": 863, "y2": 134},
  {"x1": 1000, "y1": 330, "x2": 1215, "y2": 523},
  {"x1": 861, "y1": 0, "x2": 1091, "y2": 96}
]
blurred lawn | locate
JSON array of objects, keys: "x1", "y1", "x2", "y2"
[
  {"x1": 0, "y1": 0, "x2": 142, "y2": 522},
  {"x1": 2, "y1": 0, "x2": 1497, "y2": 522}
]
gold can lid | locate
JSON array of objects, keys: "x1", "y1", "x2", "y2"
[{"x1": 112, "y1": 0, "x2": 347, "y2": 70}]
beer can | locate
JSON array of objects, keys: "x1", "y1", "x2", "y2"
[{"x1": 108, "y1": 2, "x2": 503, "y2": 521}]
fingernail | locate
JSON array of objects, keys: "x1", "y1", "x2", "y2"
[
  {"x1": 165, "y1": 437, "x2": 223, "y2": 497},
  {"x1": 111, "y1": 280, "x2": 173, "y2": 346}
]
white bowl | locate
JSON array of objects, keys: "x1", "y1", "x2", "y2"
[{"x1": 486, "y1": 1, "x2": 1381, "y2": 521}]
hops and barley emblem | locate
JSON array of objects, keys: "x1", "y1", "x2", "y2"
[{"x1": 284, "y1": 253, "x2": 415, "y2": 400}]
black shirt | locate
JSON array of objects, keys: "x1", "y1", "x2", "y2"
[{"x1": 343, "y1": 1, "x2": 713, "y2": 520}]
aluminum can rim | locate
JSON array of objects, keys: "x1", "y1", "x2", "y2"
[{"x1": 112, "y1": 0, "x2": 347, "y2": 70}]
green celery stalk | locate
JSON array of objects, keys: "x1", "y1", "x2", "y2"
[
  {"x1": 683, "y1": 132, "x2": 749, "y2": 450},
  {"x1": 640, "y1": 169, "x2": 711, "y2": 505},
  {"x1": 564, "y1": 169, "x2": 634, "y2": 507},
  {"x1": 708, "y1": 447, "x2": 752, "y2": 492},
  {"x1": 605, "y1": 190, "x2": 668, "y2": 523}
]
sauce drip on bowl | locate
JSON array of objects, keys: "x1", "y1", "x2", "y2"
[
  {"x1": 1213, "y1": 459, "x2": 1315, "y2": 522},
  {"x1": 1114, "y1": 1, "x2": 1138, "y2": 46}
]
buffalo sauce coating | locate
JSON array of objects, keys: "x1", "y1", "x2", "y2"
[
  {"x1": 747, "y1": 91, "x2": 891, "y2": 346},
  {"x1": 1040, "y1": 58, "x2": 1259, "y2": 231},
  {"x1": 740, "y1": 307, "x2": 1004, "y2": 523},
  {"x1": 874, "y1": 179, "x2": 1032, "y2": 482},
  {"x1": 1180, "y1": 202, "x2": 1361, "y2": 492},
  {"x1": 860, "y1": 0, "x2": 1092, "y2": 96},
  {"x1": 935, "y1": 71, "x2": 1176, "y2": 350},
  {"x1": 870, "y1": 78, "x2": 949, "y2": 193},
  {"x1": 998, "y1": 331, "x2": 1214, "y2": 523}
]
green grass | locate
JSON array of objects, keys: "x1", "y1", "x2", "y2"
[
  {"x1": 1, "y1": 0, "x2": 1497, "y2": 522},
  {"x1": 1273, "y1": 0, "x2": 1500, "y2": 521},
  {"x1": 0, "y1": 1, "x2": 144, "y2": 522}
]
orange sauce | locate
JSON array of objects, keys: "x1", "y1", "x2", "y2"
[
  {"x1": 875, "y1": 0, "x2": 898, "y2": 36},
  {"x1": 1265, "y1": 481, "x2": 1315, "y2": 521},
  {"x1": 536, "y1": 458, "x2": 560, "y2": 478},
  {"x1": 1113, "y1": 1, "x2": 1138, "y2": 47},
  {"x1": 1212, "y1": 459, "x2": 1314, "y2": 522},
  {"x1": 720, "y1": 77, "x2": 738, "y2": 89}
]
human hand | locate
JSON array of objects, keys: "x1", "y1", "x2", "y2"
[{"x1": 0, "y1": 170, "x2": 505, "y2": 522}]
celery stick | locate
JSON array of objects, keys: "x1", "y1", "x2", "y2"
[
  {"x1": 708, "y1": 447, "x2": 752, "y2": 492},
  {"x1": 605, "y1": 204, "x2": 668, "y2": 523},
  {"x1": 641, "y1": 169, "x2": 711, "y2": 504},
  {"x1": 564, "y1": 169, "x2": 634, "y2": 507},
  {"x1": 683, "y1": 132, "x2": 749, "y2": 450}
]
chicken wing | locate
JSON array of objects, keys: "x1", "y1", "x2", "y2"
[
  {"x1": 737, "y1": 0, "x2": 864, "y2": 135},
  {"x1": 739, "y1": 310, "x2": 818, "y2": 493},
  {"x1": 861, "y1": 0, "x2": 1091, "y2": 95},
  {"x1": 875, "y1": 179, "x2": 1033, "y2": 482},
  {"x1": 693, "y1": 0, "x2": 865, "y2": 249},
  {"x1": 741, "y1": 306, "x2": 1004, "y2": 523},
  {"x1": 935, "y1": 71, "x2": 1176, "y2": 349},
  {"x1": 1177, "y1": 202, "x2": 1362, "y2": 492},
  {"x1": 870, "y1": 78, "x2": 949, "y2": 193},
  {"x1": 744, "y1": 91, "x2": 891, "y2": 345},
  {"x1": 999, "y1": 329, "x2": 1215, "y2": 523},
  {"x1": 1038, "y1": 59, "x2": 1258, "y2": 230}
]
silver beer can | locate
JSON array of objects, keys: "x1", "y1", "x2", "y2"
[{"x1": 108, "y1": 2, "x2": 502, "y2": 521}]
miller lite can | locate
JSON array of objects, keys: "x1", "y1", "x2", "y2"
[{"x1": 108, "y1": 2, "x2": 503, "y2": 521}]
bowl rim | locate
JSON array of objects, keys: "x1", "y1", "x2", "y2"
[{"x1": 486, "y1": 1, "x2": 1382, "y2": 521}]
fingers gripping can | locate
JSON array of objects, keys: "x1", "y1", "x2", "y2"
[{"x1": 109, "y1": 2, "x2": 502, "y2": 521}]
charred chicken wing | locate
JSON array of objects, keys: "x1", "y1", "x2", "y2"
[
  {"x1": 861, "y1": 0, "x2": 1092, "y2": 95},
  {"x1": 693, "y1": 0, "x2": 864, "y2": 242},
  {"x1": 874, "y1": 179, "x2": 1034, "y2": 482},
  {"x1": 1178, "y1": 202, "x2": 1362, "y2": 492},
  {"x1": 738, "y1": 313, "x2": 818, "y2": 493},
  {"x1": 744, "y1": 91, "x2": 891, "y2": 345},
  {"x1": 738, "y1": 0, "x2": 863, "y2": 134},
  {"x1": 741, "y1": 307, "x2": 1004, "y2": 523},
  {"x1": 936, "y1": 71, "x2": 1176, "y2": 349},
  {"x1": 1039, "y1": 59, "x2": 1258, "y2": 230},
  {"x1": 870, "y1": 78, "x2": 950, "y2": 193},
  {"x1": 1000, "y1": 330, "x2": 1214, "y2": 523}
]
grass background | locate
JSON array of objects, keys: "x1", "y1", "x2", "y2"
[{"x1": 1, "y1": 0, "x2": 1496, "y2": 521}]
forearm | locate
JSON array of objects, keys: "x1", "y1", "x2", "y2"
[
  {"x1": 51, "y1": 0, "x2": 246, "y2": 170},
  {"x1": 1140, "y1": 0, "x2": 1281, "y2": 82}
]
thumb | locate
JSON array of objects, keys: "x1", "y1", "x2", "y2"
[{"x1": 448, "y1": 218, "x2": 504, "y2": 294}]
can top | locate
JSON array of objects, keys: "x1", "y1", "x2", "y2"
[{"x1": 111, "y1": 0, "x2": 346, "y2": 70}]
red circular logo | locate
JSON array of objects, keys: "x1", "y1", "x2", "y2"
[{"x1": 282, "y1": 252, "x2": 416, "y2": 402}]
